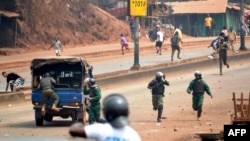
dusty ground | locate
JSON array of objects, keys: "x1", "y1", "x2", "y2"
[
  {"x1": 0, "y1": 1, "x2": 248, "y2": 140},
  {"x1": 0, "y1": 49, "x2": 250, "y2": 141},
  {"x1": 104, "y1": 59, "x2": 250, "y2": 141}
]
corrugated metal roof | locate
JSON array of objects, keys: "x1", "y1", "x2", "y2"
[
  {"x1": 0, "y1": 10, "x2": 19, "y2": 18},
  {"x1": 165, "y1": 0, "x2": 228, "y2": 14},
  {"x1": 227, "y1": 3, "x2": 250, "y2": 15}
]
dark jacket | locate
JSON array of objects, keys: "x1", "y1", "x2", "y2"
[{"x1": 148, "y1": 78, "x2": 169, "y2": 95}]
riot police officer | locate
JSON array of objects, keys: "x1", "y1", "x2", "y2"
[
  {"x1": 147, "y1": 71, "x2": 170, "y2": 122},
  {"x1": 83, "y1": 78, "x2": 101, "y2": 124},
  {"x1": 187, "y1": 71, "x2": 213, "y2": 121},
  {"x1": 39, "y1": 72, "x2": 60, "y2": 116}
]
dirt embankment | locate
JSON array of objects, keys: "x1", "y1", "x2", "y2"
[{"x1": 0, "y1": 0, "x2": 130, "y2": 55}]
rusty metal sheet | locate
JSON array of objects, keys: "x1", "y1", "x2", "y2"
[{"x1": 164, "y1": 0, "x2": 228, "y2": 14}]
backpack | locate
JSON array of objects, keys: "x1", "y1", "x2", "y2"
[{"x1": 171, "y1": 35, "x2": 178, "y2": 45}]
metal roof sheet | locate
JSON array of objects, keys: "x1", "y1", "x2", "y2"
[{"x1": 165, "y1": 0, "x2": 228, "y2": 14}]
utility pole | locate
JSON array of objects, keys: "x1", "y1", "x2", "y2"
[
  {"x1": 131, "y1": 16, "x2": 140, "y2": 70},
  {"x1": 129, "y1": 0, "x2": 148, "y2": 70},
  {"x1": 239, "y1": 0, "x2": 247, "y2": 50}
]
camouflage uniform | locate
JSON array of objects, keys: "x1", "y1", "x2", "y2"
[{"x1": 148, "y1": 73, "x2": 169, "y2": 122}]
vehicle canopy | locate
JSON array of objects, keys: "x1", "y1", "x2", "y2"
[
  {"x1": 30, "y1": 56, "x2": 91, "y2": 89},
  {"x1": 31, "y1": 56, "x2": 90, "y2": 73}
]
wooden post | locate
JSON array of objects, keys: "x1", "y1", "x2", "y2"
[
  {"x1": 232, "y1": 92, "x2": 237, "y2": 120},
  {"x1": 248, "y1": 92, "x2": 250, "y2": 119},
  {"x1": 15, "y1": 18, "x2": 17, "y2": 48},
  {"x1": 241, "y1": 92, "x2": 244, "y2": 118}
]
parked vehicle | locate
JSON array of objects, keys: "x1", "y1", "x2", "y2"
[{"x1": 30, "y1": 56, "x2": 91, "y2": 126}]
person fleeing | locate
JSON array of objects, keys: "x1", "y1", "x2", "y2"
[
  {"x1": 155, "y1": 28, "x2": 164, "y2": 55},
  {"x1": 217, "y1": 36, "x2": 230, "y2": 75},
  {"x1": 83, "y1": 78, "x2": 102, "y2": 124},
  {"x1": 147, "y1": 71, "x2": 170, "y2": 122},
  {"x1": 186, "y1": 71, "x2": 213, "y2": 121},
  {"x1": 120, "y1": 34, "x2": 129, "y2": 55},
  {"x1": 170, "y1": 31, "x2": 182, "y2": 61},
  {"x1": 39, "y1": 72, "x2": 60, "y2": 116},
  {"x1": 207, "y1": 36, "x2": 220, "y2": 59},
  {"x1": 174, "y1": 26, "x2": 183, "y2": 48},
  {"x1": 2, "y1": 71, "x2": 25, "y2": 92},
  {"x1": 48, "y1": 38, "x2": 63, "y2": 56},
  {"x1": 220, "y1": 26, "x2": 229, "y2": 43},
  {"x1": 69, "y1": 93, "x2": 141, "y2": 141}
]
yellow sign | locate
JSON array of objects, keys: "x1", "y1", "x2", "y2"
[{"x1": 130, "y1": 0, "x2": 147, "y2": 16}]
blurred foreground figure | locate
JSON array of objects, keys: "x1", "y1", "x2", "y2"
[{"x1": 69, "y1": 93, "x2": 141, "y2": 141}]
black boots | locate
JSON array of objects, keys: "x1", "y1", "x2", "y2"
[{"x1": 197, "y1": 107, "x2": 202, "y2": 121}]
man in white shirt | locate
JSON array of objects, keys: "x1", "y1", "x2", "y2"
[
  {"x1": 69, "y1": 93, "x2": 141, "y2": 141},
  {"x1": 48, "y1": 38, "x2": 63, "y2": 56},
  {"x1": 155, "y1": 28, "x2": 164, "y2": 55}
]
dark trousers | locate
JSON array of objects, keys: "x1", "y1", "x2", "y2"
[
  {"x1": 219, "y1": 50, "x2": 228, "y2": 74},
  {"x1": 205, "y1": 26, "x2": 211, "y2": 37},
  {"x1": 171, "y1": 45, "x2": 181, "y2": 60}
]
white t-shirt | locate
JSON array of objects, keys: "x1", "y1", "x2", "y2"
[
  {"x1": 156, "y1": 31, "x2": 164, "y2": 42},
  {"x1": 85, "y1": 123, "x2": 141, "y2": 141},
  {"x1": 52, "y1": 40, "x2": 61, "y2": 49}
]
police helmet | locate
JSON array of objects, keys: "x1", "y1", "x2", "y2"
[
  {"x1": 102, "y1": 93, "x2": 129, "y2": 128},
  {"x1": 44, "y1": 72, "x2": 50, "y2": 77},
  {"x1": 155, "y1": 71, "x2": 163, "y2": 78},
  {"x1": 88, "y1": 78, "x2": 96, "y2": 86},
  {"x1": 194, "y1": 70, "x2": 202, "y2": 79}
]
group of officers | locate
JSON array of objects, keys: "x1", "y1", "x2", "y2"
[
  {"x1": 1, "y1": 60, "x2": 216, "y2": 140},
  {"x1": 37, "y1": 71, "x2": 142, "y2": 140}
]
